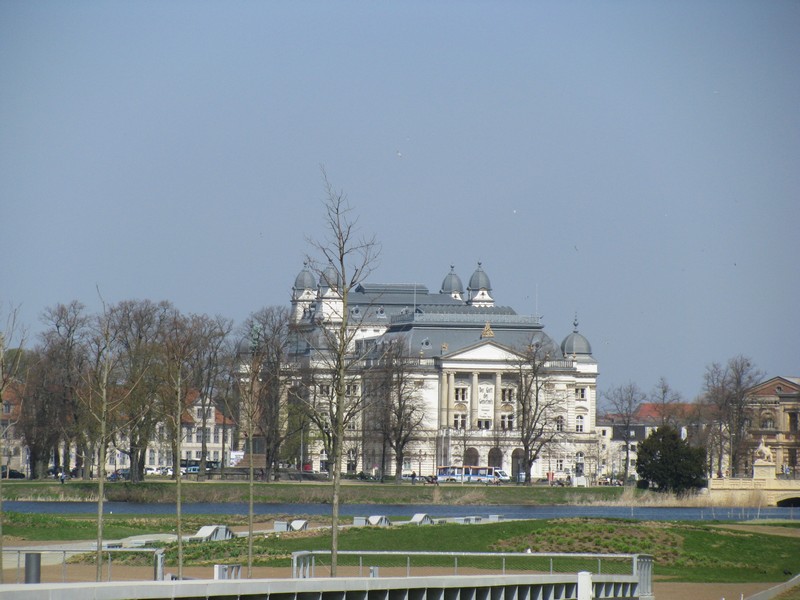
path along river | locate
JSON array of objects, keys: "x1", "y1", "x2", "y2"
[{"x1": 6, "y1": 501, "x2": 800, "y2": 521}]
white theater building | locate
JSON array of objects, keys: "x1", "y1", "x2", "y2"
[{"x1": 288, "y1": 262, "x2": 599, "y2": 482}]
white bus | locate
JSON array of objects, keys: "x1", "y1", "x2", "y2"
[{"x1": 436, "y1": 465, "x2": 511, "y2": 483}]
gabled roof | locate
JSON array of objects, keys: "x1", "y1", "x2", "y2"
[
  {"x1": 747, "y1": 376, "x2": 800, "y2": 398},
  {"x1": 634, "y1": 402, "x2": 695, "y2": 423},
  {"x1": 180, "y1": 389, "x2": 236, "y2": 427}
]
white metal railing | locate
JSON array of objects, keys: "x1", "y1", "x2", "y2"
[
  {"x1": 291, "y1": 550, "x2": 652, "y2": 594},
  {"x1": 2, "y1": 547, "x2": 164, "y2": 583},
  {"x1": 0, "y1": 571, "x2": 651, "y2": 600}
]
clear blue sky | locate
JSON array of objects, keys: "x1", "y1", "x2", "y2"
[{"x1": 2, "y1": 2, "x2": 798, "y2": 402}]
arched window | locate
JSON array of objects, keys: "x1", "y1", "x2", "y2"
[
  {"x1": 761, "y1": 416, "x2": 775, "y2": 429},
  {"x1": 488, "y1": 448, "x2": 503, "y2": 468},
  {"x1": 576, "y1": 415, "x2": 584, "y2": 433}
]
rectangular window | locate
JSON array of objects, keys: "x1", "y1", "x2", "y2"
[
  {"x1": 556, "y1": 459, "x2": 564, "y2": 471},
  {"x1": 345, "y1": 384, "x2": 359, "y2": 397},
  {"x1": 454, "y1": 387, "x2": 468, "y2": 402},
  {"x1": 319, "y1": 384, "x2": 331, "y2": 396},
  {"x1": 630, "y1": 444, "x2": 637, "y2": 453},
  {"x1": 790, "y1": 413, "x2": 799, "y2": 433},
  {"x1": 149, "y1": 449, "x2": 156, "y2": 465},
  {"x1": 501, "y1": 389, "x2": 514, "y2": 403},
  {"x1": 453, "y1": 414, "x2": 467, "y2": 430},
  {"x1": 2, "y1": 402, "x2": 11, "y2": 415},
  {"x1": 195, "y1": 451, "x2": 202, "y2": 459},
  {"x1": 477, "y1": 419, "x2": 491, "y2": 430},
  {"x1": 501, "y1": 414, "x2": 514, "y2": 431},
  {"x1": 214, "y1": 426, "x2": 221, "y2": 444},
  {"x1": 213, "y1": 451, "x2": 219, "y2": 460},
  {"x1": 575, "y1": 387, "x2": 587, "y2": 400}
]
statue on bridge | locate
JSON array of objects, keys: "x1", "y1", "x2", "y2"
[{"x1": 755, "y1": 436, "x2": 774, "y2": 463}]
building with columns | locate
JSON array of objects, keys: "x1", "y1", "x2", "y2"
[
  {"x1": 289, "y1": 262, "x2": 599, "y2": 481},
  {"x1": 745, "y1": 376, "x2": 800, "y2": 476}
]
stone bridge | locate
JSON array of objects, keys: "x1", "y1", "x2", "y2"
[{"x1": 708, "y1": 460, "x2": 800, "y2": 506}]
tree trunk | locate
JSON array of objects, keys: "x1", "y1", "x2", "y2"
[
  {"x1": 330, "y1": 431, "x2": 342, "y2": 576},
  {"x1": 247, "y1": 431, "x2": 254, "y2": 578}
]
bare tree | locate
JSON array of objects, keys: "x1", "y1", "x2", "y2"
[
  {"x1": 189, "y1": 314, "x2": 232, "y2": 475},
  {"x1": 649, "y1": 377, "x2": 683, "y2": 427},
  {"x1": 299, "y1": 173, "x2": 380, "y2": 575},
  {"x1": 39, "y1": 301, "x2": 90, "y2": 476},
  {"x1": 512, "y1": 342, "x2": 564, "y2": 485},
  {"x1": 78, "y1": 302, "x2": 136, "y2": 581},
  {"x1": 684, "y1": 398, "x2": 718, "y2": 478},
  {"x1": 604, "y1": 382, "x2": 646, "y2": 482},
  {"x1": 0, "y1": 305, "x2": 26, "y2": 584},
  {"x1": 703, "y1": 355, "x2": 763, "y2": 477},
  {"x1": 112, "y1": 300, "x2": 172, "y2": 483},
  {"x1": 240, "y1": 307, "x2": 292, "y2": 482},
  {"x1": 366, "y1": 338, "x2": 425, "y2": 482},
  {"x1": 18, "y1": 347, "x2": 71, "y2": 478},
  {"x1": 160, "y1": 308, "x2": 197, "y2": 580},
  {"x1": 235, "y1": 306, "x2": 292, "y2": 577}
]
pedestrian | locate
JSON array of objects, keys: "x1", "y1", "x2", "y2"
[
  {"x1": 59, "y1": 471, "x2": 65, "y2": 484},
  {"x1": 411, "y1": 471, "x2": 416, "y2": 485}
]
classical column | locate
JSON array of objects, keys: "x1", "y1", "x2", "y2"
[
  {"x1": 494, "y1": 372, "x2": 502, "y2": 431},
  {"x1": 471, "y1": 372, "x2": 479, "y2": 429},
  {"x1": 439, "y1": 371, "x2": 450, "y2": 428}
]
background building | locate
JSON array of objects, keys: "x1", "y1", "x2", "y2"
[
  {"x1": 289, "y1": 262, "x2": 598, "y2": 481},
  {"x1": 746, "y1": 376, "x2": 800, "y2": 476}
]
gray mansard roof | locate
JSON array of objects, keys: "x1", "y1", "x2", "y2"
[
  {"x1": 290, "y1": 263, "x2": 593, "y2": 363},
  {"x1": 377, "y1": 309, "x2": 561, "y2": 360}
]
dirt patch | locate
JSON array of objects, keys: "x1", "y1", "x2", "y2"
[
  {"x1": 654, "y1": 581, "x2": 777, "y2": 600},
  {"x1": 712, "y1": 524, "x2": 800, "y2": 539}
]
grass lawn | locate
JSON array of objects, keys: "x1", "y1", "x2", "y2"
[
  {"x1": 0, "y1": 479, "x2": 629, "y2": 505},
  {"x1": 229, "y1": 518, "x2": 799, "y2": 583}
]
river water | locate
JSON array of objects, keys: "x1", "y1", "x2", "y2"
[{"x1": 4, "y1": 501, "x2": 799, "y2": 521}]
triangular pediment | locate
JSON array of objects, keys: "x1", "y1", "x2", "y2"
[
  {"x1": 443, "y1": 340, "x2": 521, "y2": 363},
  {"x1": 749, "y1": 376, "x2": 800, "y2": 397}
]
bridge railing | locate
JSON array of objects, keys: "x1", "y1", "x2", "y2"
[{"x1": 291, "y1": 550, "x2": 652, "y2": 594}]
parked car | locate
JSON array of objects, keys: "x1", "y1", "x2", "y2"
[
  {"x1": 144, "y1": 467, "x2": 159, "y2": 475},
  {"x1": 1, "y1": 466, "x2": 25, "y2": 479},
  {"x1": 185, "y1": 466, "x2": 200, "y2": 475}
]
